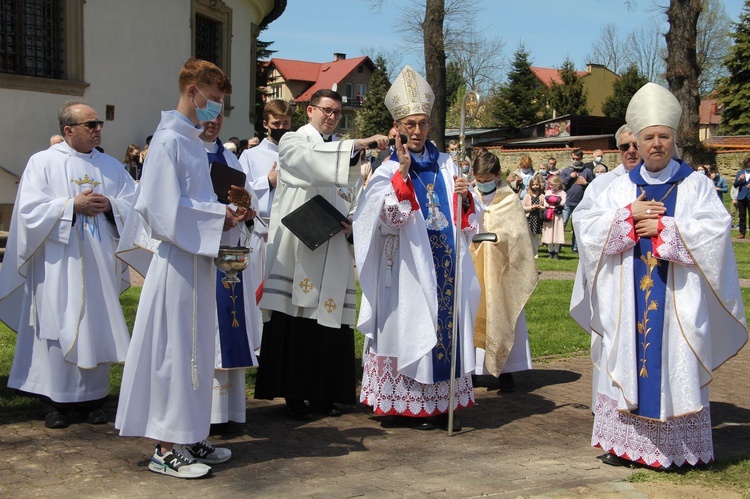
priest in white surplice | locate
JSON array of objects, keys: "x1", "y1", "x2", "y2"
[
  {"x1": 574, "y1": 83, "x2": 747, "y2": 469},
  {"x1": 0, "y1": 101, "x2": 135, "y2": 429},
  {"x1": 115, "y1": 59, "x2": 251, "y2": 480},
  {"x1": 353, "y1": 66, "x2": 480, "y2": 432},
  {"x1": 238, "y1": 99, "x2": 293, "y2": 320},
  {"x1": 254, "y1": 89, "x2": 389, "y2": 420}
]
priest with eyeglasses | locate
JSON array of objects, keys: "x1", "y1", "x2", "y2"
[
  {"x1": 254, "y1": 88, "x2": 390, "y2": 420},
  {"x1": 0, "y1": 101, "x2": 136, "y2": 429},
  {"x1": 353, "y1": 66, "x2": 480, "y2": 432}
]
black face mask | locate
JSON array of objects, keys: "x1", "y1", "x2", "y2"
[{"x1": 269, "y1": 128, "x2": 289, "y2": 142}]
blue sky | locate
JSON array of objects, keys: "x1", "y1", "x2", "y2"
[{"x1": 263, "y1": 0, "x2": 746, "y2": 75}]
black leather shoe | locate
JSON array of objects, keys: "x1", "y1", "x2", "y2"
[
  {"x1": 285, "y1": 399, "x2": 311, "y2": 421},
  {"x1": 498, "y1": 373, "x2": 516, "y2": 393},
  {"x1": 435, "y1": 414, "x2": 461, "y2": 432},
  {"x1": 310, "y1": 402, "x2": 341, "y2": 418},
  {"x1": 86, "y1": 408, "x2": 107, "y2": 424},
  {"x1": 391, "y1": 415, "x2": 435, "y2": 430},
  {"x1": 45, "y1": 411, "x2": 70, "y2": 429},
  {"x1": 598, "y1": 453, "x2": 629, "y2": 467}
]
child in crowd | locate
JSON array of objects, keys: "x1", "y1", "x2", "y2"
[
  {"x1": 469, "y1": 151, "x2": 536, "y2": 393},
  {"x1": 541, "y1": 175, "x2": 566, "y2": 259},
  {"x1": 522, "y1": 174, "x2": 545, "y2": 258}
]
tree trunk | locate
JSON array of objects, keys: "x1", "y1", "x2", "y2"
[
  {"x1": 665, "y1": 0, "x2": 703, "y2": 164},
  {"x1": 424, "y1": 0, "x2": 446, "y2": 151}
]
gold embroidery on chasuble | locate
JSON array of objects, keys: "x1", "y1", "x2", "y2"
[
  {"x1": 214, "y1": 382, "x2": 232, "y2": 396},
  {"x1": 432, "y1": 233, "x2": 453, "y2": 364},
  {"x1": 637, "y1": 252, "x2": 660, "y2": 378},
  {"x1": 71, "y1": 174, "x2": 101, "y2": 187},
  {"x1": 299, "y1": 278, "x2": 314, "y2": 294},
  {"x1": 227, "y1": 282, "x2": 241, "y2": 328},
  {"x1": 324, "y1": 297, "x2": 337, "y2": 314}
]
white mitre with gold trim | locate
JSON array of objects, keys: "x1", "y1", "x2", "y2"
[
  {"x1": 385, "y1": 65, "x2": 434, "y2": 120},
  {"x1": 625, "y1": 82, "x2": 682, "y2": 135}
]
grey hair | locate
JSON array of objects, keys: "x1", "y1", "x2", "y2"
[
  {"x1": 614, "y1": 124, "x2": 633, "y2": 147},
  {"x1": 58, "y1": 100, "x2": 88, "y2": 134}
]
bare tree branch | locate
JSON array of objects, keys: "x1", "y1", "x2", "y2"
[
  {"x1": 585, "y1": 22, "x2": 631, "y2": 73},
  {"x1": 449, "y1": 30, "x2": 506, "y2": 93},
  {"x1": 627, "y1": 19, "x2": 667, "y2": 83}
]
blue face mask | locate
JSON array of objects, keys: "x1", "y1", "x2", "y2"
[
  {"x1": 476, "y1": 180, "x2": 497, "y2": 194},
  {"x1": 539, "y1": 169, "x2": 548, "y2": 177},
  {"x1": 194, "y1": 87, "x2": 223, "y2": 122}
]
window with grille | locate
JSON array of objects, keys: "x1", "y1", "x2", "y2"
[
  {"x1": 0, "y1": 0, "x2": 64, "y2": 78},
  {"x1": 0, "y1": 0, "x2": 84, "y2": 95},
  {"x1": 194, "y1": 13, "x2": 220, "y2": 65},
  {"x1": 192, "y1": 0, "x2": 233, "y2": 115}
]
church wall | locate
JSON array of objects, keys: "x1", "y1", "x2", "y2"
[{"x1": 0, "y1": 0, "x2": 274, "y2": 185}]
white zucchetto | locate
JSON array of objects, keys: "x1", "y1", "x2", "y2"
[
  {"x1": 385, "y1": 65, "x2": 434, "y2": 120},
  {"x1": 625, "y1": 82, "x2": 682, "y2": 135}
]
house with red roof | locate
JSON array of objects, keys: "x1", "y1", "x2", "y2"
[
  {"x1": 265, "y1": 53, "x2": 376, "y2": 133},
  {"x1": 531, "y1": 64, "x2": 619, "y2": 117},
  {"x1": 699, "y1": 98, "x2": 722, "y2": 142}
]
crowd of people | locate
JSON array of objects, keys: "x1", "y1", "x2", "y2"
[{"x1": 0, "y1": 59, "x2": 746, "y2": 480}]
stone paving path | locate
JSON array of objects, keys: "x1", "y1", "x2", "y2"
[{"x1": 1, "y1": 346, "x2": 747, "y2": 498}]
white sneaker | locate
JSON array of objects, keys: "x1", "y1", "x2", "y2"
[
  {"x1": 148, "y1": 445, "x2": 211, "y2": 479},
  {"x1": 179, "y1": 439, "x2": 232, "y2": 464}
]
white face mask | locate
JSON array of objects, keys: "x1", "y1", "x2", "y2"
[{"x1": 476, "y1": 180, "x2": 497, "y2": 194}]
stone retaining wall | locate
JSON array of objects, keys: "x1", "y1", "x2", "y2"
[{"x1": 483, "y1": 147, "x2": 750, "y2": 180}]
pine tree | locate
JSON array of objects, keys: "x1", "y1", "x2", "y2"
[
  {"x1": 254, "y1": 27, "x2": 278, "y2": 138},
  {"x1": 354, "y1": 56, "x2": 394, "y2": 138},
  {"x1": 547, "y1": 57, "x2": 589, "y2": 116},
  {"x1": 718, "y1": 0, "x2": 750, "y2": 135},
  {"x1": 601, "y1": 64, "x2": 649, "y2": 118},
  {"x1": 446, "y1": 60, "x2": 466, "y2": 108},
  {"x1": 490, "y1": 45, "x2": 548, "y2": 129}
]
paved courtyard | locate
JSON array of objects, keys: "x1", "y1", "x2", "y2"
[{"x1": 1, "y1": 344, "x2": 748, "y2": 498}]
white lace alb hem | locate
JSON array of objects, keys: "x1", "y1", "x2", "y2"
[{"x1": 592, "y1": 393, "x2": 713, "y2": 468}]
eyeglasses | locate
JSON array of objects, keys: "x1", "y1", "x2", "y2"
[
  {"x1": 312, "y1": 105, "x2": 343, "y2": 119},
  {"x1": 398, "y1": 120, "x2": 431, "y2": 132},
  {"x1": 618, "y1": 142, "x2": 638, "y2": 152},
  {"x1": 69, "y1": 120, "x2": 104, "y2": 130}
]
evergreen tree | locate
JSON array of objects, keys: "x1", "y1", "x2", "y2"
[
  {"x1": 446, "y1": 60, "x2": 466, "y2": 108},
  {"x1": 601, "y1": 64, "x2": 649, "y2": 118},
  {"x1": 718, "y1": 0, "x2": 750, "y2": 135},
  {"x1": 490, "y1": 45, "x2": 547, "y2": 129},
  {"x1": 254, "y1": 27, "x2": 278, "y2": 138},
  {"x1": 354, "y1": 56, "x2": 394, "y2": 138},
  {"x1": 547, "y1": 57, "x2": 589, "y2": 116}
]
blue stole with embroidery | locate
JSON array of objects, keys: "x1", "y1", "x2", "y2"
[
  {"x1": 628, "y1": 160, "x2": 693, "y2": 418},
  {"x1": 211, "y1": 141, "x2": 254, "y2": 368},
  {"x1": 404, "y1": 142, "x2": 461, "y2": 383}
]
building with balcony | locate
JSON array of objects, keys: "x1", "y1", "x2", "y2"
[{"x1": 264, "y1": 53, "x2": 376, "y2": 133}]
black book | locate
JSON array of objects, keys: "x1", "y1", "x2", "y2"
[
  {"x1": 210, "y1": 161, "x2": 247, "y2": 204},
  {"x1": 281, "y1": 195, "x2": 348, "y2": 251}
]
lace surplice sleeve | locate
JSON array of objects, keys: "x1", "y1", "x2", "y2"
[{"x1": 381, "y1": 172, "x2": 419, "y2": 229}]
